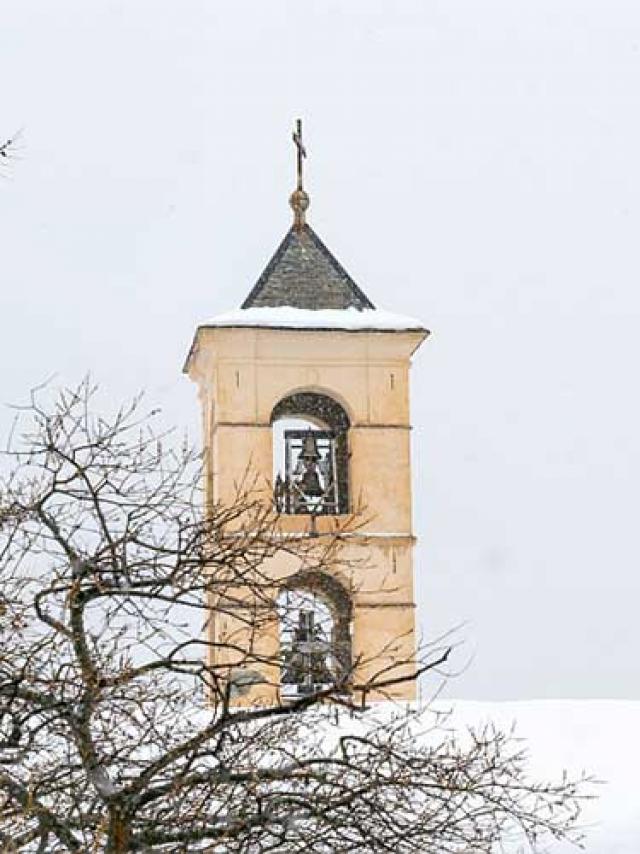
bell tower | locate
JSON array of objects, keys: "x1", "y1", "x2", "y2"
[{"x1": 184, "y1": 122, "x2": 429, "y2": 702}]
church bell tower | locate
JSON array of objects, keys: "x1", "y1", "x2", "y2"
[{"x1": 184, "y1": 122, "x2": 429, "y2": 702}]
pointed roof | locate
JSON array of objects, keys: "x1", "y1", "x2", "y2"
[
  {"x1": 241, "y1": 223, "x2": 375, "y2": 311},
  {"x1": 183, "y1": 122, "x2": 429, "y2": 375}
]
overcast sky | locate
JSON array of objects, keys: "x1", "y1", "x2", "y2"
[{"x1": 1, "y1": 1, "x2": 639, "y2": 699}]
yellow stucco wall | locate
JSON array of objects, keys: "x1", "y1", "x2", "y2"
[{"x1": 187, "y1": 324, "x2": 427, "y2": 703}]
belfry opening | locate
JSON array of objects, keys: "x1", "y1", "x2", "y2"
[
  {"x1": 277, "y1": 570, "x2": 352, "y2": 698},
  {"x1": 272, "y1": 391, "x2": 350, "y2": 516}
]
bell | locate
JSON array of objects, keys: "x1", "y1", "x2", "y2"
[
  {"x1": 299, "y1": 431, "x2": 321, "y2": 463},
  {"x1": 299, "y1": 466, "x2": 323, "y2": 498},
  {"x1": 292, "y1": 430, "x2": 324, "y2": 508}
]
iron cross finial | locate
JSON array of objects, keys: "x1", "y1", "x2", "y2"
[
  {"x1": 292, "y1": 118, "x2": 306, "y2": 191},
  {"x1": 290, "y1": 119, "x2": 310, "y2": 230}
]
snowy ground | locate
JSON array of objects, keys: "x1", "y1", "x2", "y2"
[
  {"x1": 181, "y1": 697, "x2": 639, "y2": 852},
  {"x1": 442, "y1": 700, "x2": 640, "y2": 853}
]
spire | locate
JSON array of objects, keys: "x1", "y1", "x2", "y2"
[
  {"x1": 240, "y1": 120, "x2": 376, "y2": 311},
  {"x1": 240, "y1": 225, "x2": 375, "y2": 311},
  {"x1": 289, "y1": 119, "x2": 309, "y2": 230}
]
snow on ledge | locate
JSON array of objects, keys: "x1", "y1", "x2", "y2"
[{"x1": 201, "y1": 306, "x2": 427, "y2": 333}]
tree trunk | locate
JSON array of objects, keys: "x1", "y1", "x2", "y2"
[{"x1": 108, "y1": 808, "x2": 131, "y2": 853}]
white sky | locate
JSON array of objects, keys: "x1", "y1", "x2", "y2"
[{"x1": 1, "y1": 1, "x2": 638, "y2": 699}]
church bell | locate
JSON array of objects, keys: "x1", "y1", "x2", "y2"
[
  {"x1": 298, "y1": 432, "x2": 323, "y2": 498},
  {"x1": 299, "y1": 431, "x2": 321, "y2": 463}
]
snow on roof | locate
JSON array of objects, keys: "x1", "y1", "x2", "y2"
[{"x1": 200, "y1": 306, "x2": 428, "y2": 333}]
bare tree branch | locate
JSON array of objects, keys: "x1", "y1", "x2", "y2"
[
  {"x1": 0, "y1": 129, "x2": 23, "y2": 177},
  {"x1": 0, "y1": 380, "x2": 593, "y2": 852}
]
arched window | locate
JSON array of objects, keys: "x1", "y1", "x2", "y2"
[
  {"x1": 271, "y1": 392, "x2": 350, "y2": 515},
  {"x1": 277, "y1": 572, "x2": 352, "y2": 698}
]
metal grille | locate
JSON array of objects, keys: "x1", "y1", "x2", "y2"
[
  {"x1": 278, "y1": 590, "x2": 334, "y2": 697},
  {"x1": 275, "y1": 429, "x2": 340, "y2": 515}
]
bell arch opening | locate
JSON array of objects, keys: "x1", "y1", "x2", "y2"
[
  {"x1": 277, "y1": 571, "x2": 352, "y2": 698},
  {"x1": 271, "y1": 391, "x2": 350, "y2": 515}
]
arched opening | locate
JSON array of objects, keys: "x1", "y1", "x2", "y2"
[
  {"x1": 277, "y1": 571, "x2": 352, "y2": 698},
  {"x1": 271, "y1": 392, "x2": 350, "y2": 515}
]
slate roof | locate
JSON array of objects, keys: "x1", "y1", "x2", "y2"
[{"x1": 241, "y1": 224, "x2": 375, "y2": 311}]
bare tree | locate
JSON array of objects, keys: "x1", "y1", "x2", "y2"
[{"x1": 0, "y1": 381, "x2": 590, "y2": 852}]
